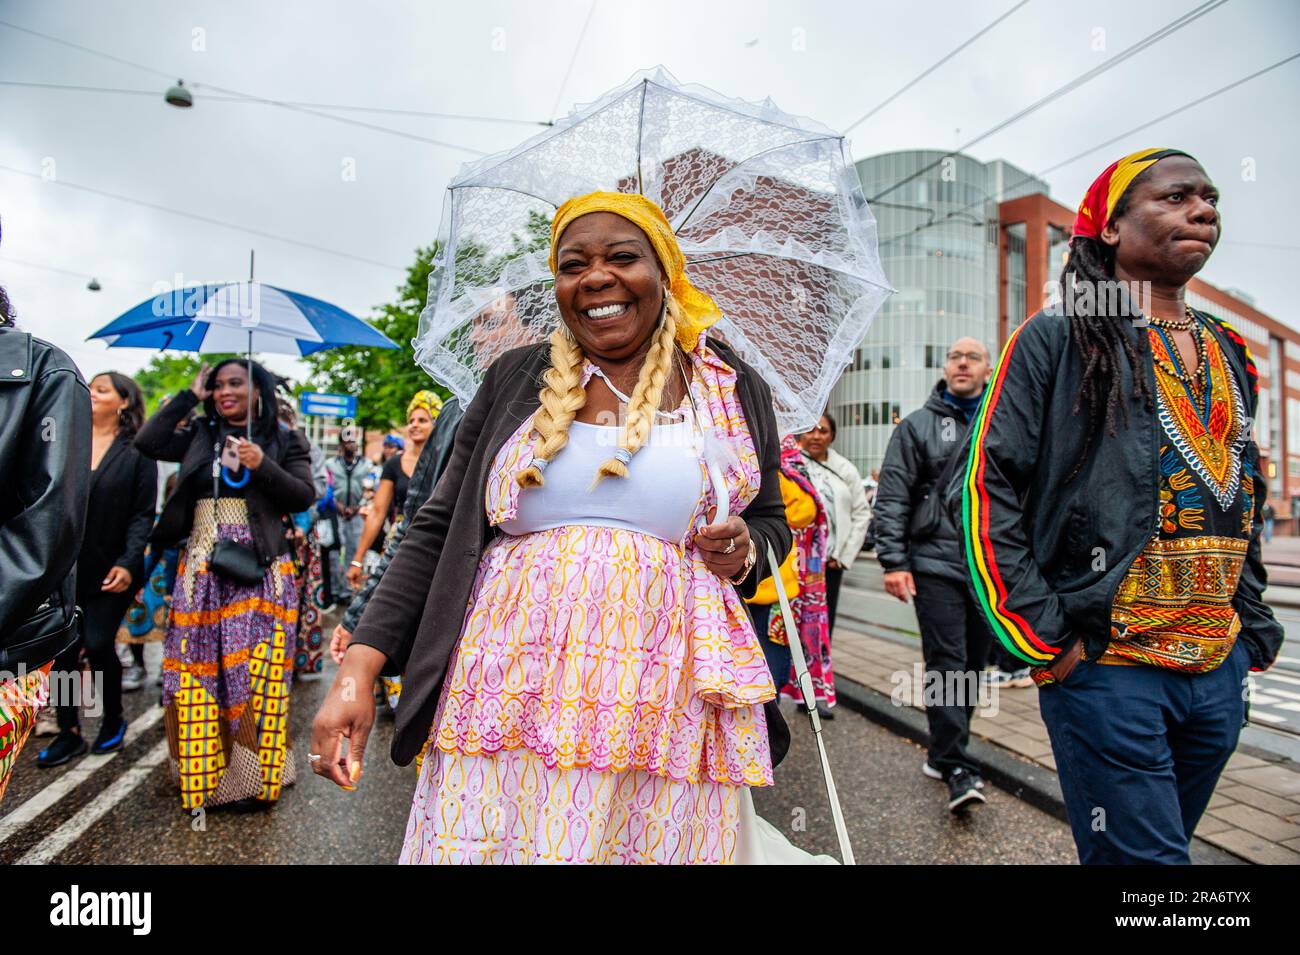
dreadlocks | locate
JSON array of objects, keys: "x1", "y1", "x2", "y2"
[{"x1": 1060, "y1": 184, "x2": 1154, "y2": 482}]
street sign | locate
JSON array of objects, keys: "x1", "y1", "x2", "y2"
[{"x1": 300, "y1": 391, "x2": 357, "y2": 418}]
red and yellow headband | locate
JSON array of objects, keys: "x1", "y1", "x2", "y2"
[{"x1": 1071, "y1": 147, "x2": 1192, "y2": 242}]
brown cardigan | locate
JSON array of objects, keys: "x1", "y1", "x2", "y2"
[{"x1": 350, "y1": 338, "x2": 794, "y2": 766}]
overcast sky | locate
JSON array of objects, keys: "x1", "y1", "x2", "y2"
[{"x1": 2, "y1": 0, "x2": 1297, "y2": 385}]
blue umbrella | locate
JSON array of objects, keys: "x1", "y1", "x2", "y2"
[
  {"x1": 88, "y1": 282, "x2": 399, "y2": 356},
  {"x1": 88, "y1": 281, "x2": 398, "y2": 441}
]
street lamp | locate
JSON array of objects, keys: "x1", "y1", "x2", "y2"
[{"x1": 165, "y1": 80, "x2": 193, "y2": 108}]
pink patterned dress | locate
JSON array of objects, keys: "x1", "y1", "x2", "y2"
[{"x1": 400, "y1": 340, "x2": 776, "y2": 864}]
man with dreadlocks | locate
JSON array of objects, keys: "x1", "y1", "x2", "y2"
[{"x1": 963, "y1": 148, "x2": 1283, "y2": 864}]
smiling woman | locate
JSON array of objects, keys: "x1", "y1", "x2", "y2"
[
  {"x1": 133, "y1": 356, "x2": 316, "y2": 811},
  {"x1": 313, "y1": 190, "x2": 797, "y2": 865}
]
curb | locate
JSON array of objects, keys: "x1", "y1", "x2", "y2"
[{"x1": 833, "y1": 674, "x2": 1247, "y2": 865}]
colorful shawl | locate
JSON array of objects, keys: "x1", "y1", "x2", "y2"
[{"x1": 770, "y1": 435, "x2": 835, "y2": 706}]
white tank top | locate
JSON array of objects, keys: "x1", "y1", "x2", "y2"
[{"x1": 500, "y1": 419, "x2": 705, "y2": 545}]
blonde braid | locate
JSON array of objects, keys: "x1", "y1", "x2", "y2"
[
  {"x1": 514, "y1": 324, "x2": 587, "y2": 488},
  {"x1": 592, "y1": 300, "x2": 680, "y2": 487}
]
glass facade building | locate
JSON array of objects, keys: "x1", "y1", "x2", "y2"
[{"x1": 831, "y1": 151, "x2": 1045, "y2": 476}]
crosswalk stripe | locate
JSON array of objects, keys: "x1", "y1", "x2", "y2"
[
  {"x1": 0, "y1": 705, "x2": 165, "y2": 847},
  {"x1": 16, "y1": 739, "x2": 169, "y2": 865}
]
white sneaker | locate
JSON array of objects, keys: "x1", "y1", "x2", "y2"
[
  {"x1": 923, "y1": 759, "x2": 984, "y2": 788},
  {"x1": 35, "y1": 707, "x2": 59, "y2": 737}
]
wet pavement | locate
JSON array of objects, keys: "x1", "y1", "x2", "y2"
[
  {"x1": 2, "y1": 627, "x2": 1077, "y2": 864},
  {"x1": 754, "y1": 699, "x2": 1077, "y2": 864}
]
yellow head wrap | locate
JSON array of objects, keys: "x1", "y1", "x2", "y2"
[
  {"x1": 548, "y1": 191, "x2": 721, "y2": 352},
  {"x1": 407, "y1": 389, "x2": 443, "y2": 422}
]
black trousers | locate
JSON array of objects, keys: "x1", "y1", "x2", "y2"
[
  {"x1": 912, "y1": 572, "x2": 992, "y2": 777},
  {"x1": 52, "y1": 589, "x2": 134, "y2": 731},
  {"x1": 825, "y1": 565, "x2": 844, "y2": 638}
]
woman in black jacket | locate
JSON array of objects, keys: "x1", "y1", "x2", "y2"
[
  {"x1": 135, "y1": 358, "x2": 315, "y2": 810},
  {"x1": 38, "y1": 373, "x2": 156, "y2": 766}
]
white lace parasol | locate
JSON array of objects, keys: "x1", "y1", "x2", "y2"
[{"x1": 413, "y1": 66, "x2": 893, "y2": 435}]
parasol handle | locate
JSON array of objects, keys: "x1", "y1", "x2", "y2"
[
  {"x1": 707, "y1": 458, "x2": 729, "y2": 524},
  {"x1": 768, "y1": 538, "x2": 856, "y2": 865}
]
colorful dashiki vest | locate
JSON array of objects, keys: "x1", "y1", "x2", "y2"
[{"x1": 1104, "y1": 319, "x2": 1254, "y2": 673}]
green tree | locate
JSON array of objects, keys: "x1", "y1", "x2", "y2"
[
  {"x1": 305, "y1": 212, "x2": 552, "y2": 431},
  {"x1": 303, "y1": 244, "x2": 448, "y2": 433}
]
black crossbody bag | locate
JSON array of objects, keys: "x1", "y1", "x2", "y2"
[{"x1": 206, "y1": 439, "x2": 270, "y2": 586}]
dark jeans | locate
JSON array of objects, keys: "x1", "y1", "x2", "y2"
[
  {"x1": 1039, "y1": 639, "x2": 1249, "y2": 864},
  {"x1": 912, "y1": 572, "x2": 992, "y2": 777},
  {"x1": 825, "y1": 565, "x2": 844, "y2": 637},
  {"x1": 748, "y1": 602, "x2": 791, "y2": 689},
  {"x1": 52, "y1": 589, "x2": 134, "y2": 731}
]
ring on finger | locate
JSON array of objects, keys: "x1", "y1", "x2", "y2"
[{"x1": 723, "y1": 537, "x2": 736, "y2": 555}]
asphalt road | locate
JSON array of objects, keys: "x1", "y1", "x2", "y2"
[{"x1": 0, "y1": 629, "x2": 1077, "y2": 865}]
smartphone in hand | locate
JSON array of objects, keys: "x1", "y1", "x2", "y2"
[{"x1": 221, "y1": 435, "x2": 242, "y2": 470}]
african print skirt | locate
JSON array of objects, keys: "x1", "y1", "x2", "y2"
[
  {"x1": 0, "y1": 663, "x2": 50, "y2": 806},
  {"x1": 401, "y1": 747, "x2": 742, "y2": 865},
  {"x1": 291, "y1": 528, "x2": 326, "y2": 678},
  {"x1": 116, "y1": 545, "x2": 177, "y2": 645},
  {"x1": 161, "y1": 498, "x2": 298, "y2": 810}
]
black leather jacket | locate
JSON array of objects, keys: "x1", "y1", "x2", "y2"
[
  {"x1": 875, "y1": 380, "x2": 976, "y2": 582},
  {"x1": 0, "y1": 327, "x2": 91, "y2": 668}
]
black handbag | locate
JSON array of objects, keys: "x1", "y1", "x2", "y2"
[
  {"x1": 208, "y1": 537, "x2": 267, "y2": 586},
  {"x1": 205, "y1": 439, "x2": 270, "y2": 586}
]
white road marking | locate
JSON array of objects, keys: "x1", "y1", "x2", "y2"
[
  {"x1": 1261, "y1": 672, "x2": 1300, "y2": 687},
  {"x1": 16, "y1": 738, "x2": 169, "y2": 865},
  {"x1": 1248, "y1": 711, "x2": 1287, "y2": 724},
  {"x1": 0, "y1": 705, "x2": 164, "y2": 847},
  {"x1": 1272, "y1": 702, "x2": 1300, "y2": 712},
  {"x1": 1249, "y1": 694, "x2": 1286, "y2": 706}
]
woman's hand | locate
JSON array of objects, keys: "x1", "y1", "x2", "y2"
[
  {"x1": 190, "y1": 363, "x2": 212, "y2": 400},
  {"x1": 694, "y1": 506, "x2": 751, "y2": 580},
  {"x1": 310, "y1": 644, "x2": 384, "y2": 790},
  {"x1": 101, "y1": 566, "x2": 133, "y2": 593},
  {"x1": 346, "y1": 561, "x2": 364, "y2": 589},
  {"x1": 236, "y1": 438, "x2": 264, "y2": 470},
  {"x1": 329, "y1": 623, "x2": 352, "y2": 665}
]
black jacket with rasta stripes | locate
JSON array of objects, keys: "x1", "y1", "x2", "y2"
[{"x1": 958, "y1": 305, "x2": 1283, "y2": 671}]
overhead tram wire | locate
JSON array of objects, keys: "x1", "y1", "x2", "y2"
[
  {"x1": 548, "y1": 0, "x2": 598, "y2": 124},
  {"x1": 874, "y1": 51, "x2": 1300, "y2": 252},
  {"x1": 0, "y1": 79, "x2": 551, "y2": 127},
  {"x1": 867, "y1": 0, "x2": 1231, "y2": 203},
  {"x1": 0, "y1": 163, "x2": 407, "y2": 273},
  {"x1": 0, "y1": 18, "x2": 489, "y2": 155},
  {"x1": 843, "y1": 0, "x2": 1031, "y2": 135}
]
